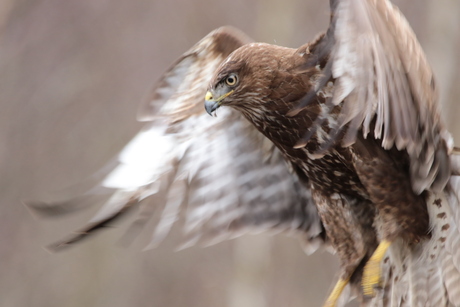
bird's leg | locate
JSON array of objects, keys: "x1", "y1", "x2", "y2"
[
  {"x1": 361, "y1": 239, "x2": 391, "y2": 296},
  {"x1": 351, "y1": 139, "x2": 429, "y2": 297},
  {"x1": 310, "y1": 188, "x2": 377, "y2": 307},
  {"x1": 323, "y1": 277, "x2": 350, "y2": 307}
]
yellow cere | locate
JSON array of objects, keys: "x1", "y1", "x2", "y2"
[
  {"x1": 205, "y1": 91, "x2": 213, "y2": 101},
  {"x1": 205, "y1": 90, "x2": 234, "y2": 102}
]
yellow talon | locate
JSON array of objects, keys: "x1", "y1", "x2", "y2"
[
  {"x1": 362, "y1": 240, "x2": 392, "y2": 296},
  {"x1": 323, "y1": 277, "x2": 350, "y2": 307}
]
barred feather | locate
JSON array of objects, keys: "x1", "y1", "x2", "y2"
[
  {"x1": 27, "y1": 2, "x2": 460, "y2": 307},
  {"x1": 27, "y1": 26, "x2": 324, "y2": 254}
]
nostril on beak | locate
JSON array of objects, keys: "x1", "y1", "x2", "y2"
[{"x1": 205, "y1": 91, "x2": 213, "y2": 101}]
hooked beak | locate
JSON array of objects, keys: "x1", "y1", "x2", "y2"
[
  {"x1": 205, "y1": 91, "x2": 219, "y2": 116},
  {"x1": 204, "y1": 90, "x2": 234, "y2": 116}
]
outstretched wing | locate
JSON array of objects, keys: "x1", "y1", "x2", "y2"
[
  {"x1": 291, "y1": 2, "x2": 460, "y2": 306},
  {"x1": 28, "y1": 26, "x2": 324, "y2": 253},
  {"x1": 294, "y1": 0, "x2": 453, "y2": 194}
]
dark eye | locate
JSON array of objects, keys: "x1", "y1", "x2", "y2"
[{"x1": 225, "y1": 74, "x2": 238, "y2": 86}]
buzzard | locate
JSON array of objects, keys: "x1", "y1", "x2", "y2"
[{"x1": 29, "y1": 0, "x2": 460, "y2": 306}]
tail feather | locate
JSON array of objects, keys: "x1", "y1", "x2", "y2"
[
  {"x1": 441, "y1": 176, "x2": 460, "y2": 306},
  {"x1": 390, "y1": 249, "x2": 408, "y2": 307},
  {"x1": 407, "y1": 251, "x2": 428, "y2": 307},
  {"x1": 423, "y1": 177, "x2": 460, "y2": 307},
  {"x1": 445, "y1": 223, "x2": 460, "y2": 275},
  {"x1": 441, "y1": 253, "x2": 460, "y2": 305},
  {"x1": 375, "y1": 188, "x2": 458, "y2": 307},
  {"x1": 426, "y1": 265, "x2": 447, "y2": 307}
]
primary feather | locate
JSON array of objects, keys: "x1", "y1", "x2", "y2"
[
  {"x1": 29, "y1": 1, "x2": 460, "y2": 306},
  {"x1": 28, "y1": 26, "x2": 324, "y2": 254}
]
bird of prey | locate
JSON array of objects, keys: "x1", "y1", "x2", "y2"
[{"x1": 29, "y1": 0, "x2": 460, "y2": 306}]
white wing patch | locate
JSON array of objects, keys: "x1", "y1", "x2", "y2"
[{"x1": 31, "y1": 26, "x2": 323, "y2": 254}]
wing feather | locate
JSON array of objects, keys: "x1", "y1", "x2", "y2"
[
  {"x1": 292, "y1": 2, "x2": 460, "y2": 306},
  {"x1": 28, "y1": 26, "x2": 324, "y2": 253},
  {"x1": 137, "y1": 26, "x2": 253, "y2": 122},
  {"x1": 300, "y1": 0, "x2": 453, "y2": 194}
]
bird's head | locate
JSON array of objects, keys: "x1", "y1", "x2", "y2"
[
  {"x1": 205, "y1": 43, "x2": 291, "y2": 116},
  {"x1": 204, "y1": 66, "x2": 243, "y2": 115}
]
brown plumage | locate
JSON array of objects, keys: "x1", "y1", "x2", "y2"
[
  {"x1": 28, "y1": 1, "x2": 460, "y2": 306},
  {"x1": 28, "y1": 26, "x2": 324, "y2": 254},
  {"x1": 204, "y1": 0, "x2": 457, "y2": 305}
]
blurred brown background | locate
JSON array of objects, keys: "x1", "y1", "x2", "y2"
[{"x1": 1, "y1": 1, "x2": 459, "y2": 306}]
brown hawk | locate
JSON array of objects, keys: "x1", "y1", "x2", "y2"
[{"x1": 29, "y1": 0, "x2": 460, "y2": 306}]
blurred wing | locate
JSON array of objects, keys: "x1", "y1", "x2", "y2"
[
  {"x1": 137, "y1": 26, "x2": 253, "y2": 123},
  {"x1": 295, "y1": 0, "x2": 453, "y2": 194},
  {"x1": 28, "y1": 26, "x2": 324, "y2": 253}
]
